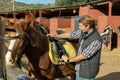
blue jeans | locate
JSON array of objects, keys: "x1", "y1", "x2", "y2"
[{"x1": 76, "y1": 71, "x2": 95, "y2": 80}]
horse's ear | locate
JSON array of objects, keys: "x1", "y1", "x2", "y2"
[
  {"x1": 25, "y1": 10, "x2": 29, "y2": 15},
  {"x1": 25, "y1": 10, "x2": 29, "y2": 20},
  {"x1": 31, "y1": 10, "x2": 37, "y2": 17}
]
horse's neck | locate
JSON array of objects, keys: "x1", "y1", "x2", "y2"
[
  {"x1": 31, "y1": 27, "x2": 49, "y2": 50},
  {"x1": 38, "y1": 34, "x2": 49, "y2": 49}
]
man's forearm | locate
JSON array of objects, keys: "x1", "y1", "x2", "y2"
[{"x1": 69, "y1": 54, "x2": 85, "y2": 62}]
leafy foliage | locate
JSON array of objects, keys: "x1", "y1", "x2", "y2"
[{"x1": 0, "y1": 0, "x2": 52, "y2": 12}]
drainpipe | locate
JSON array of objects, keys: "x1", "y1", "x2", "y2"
[
  {"x1": 13, "y1": 0, "x2": 16, "y2": 21},
  {"x1": 13, "y1": 12, "x2": 16, "y2": 19},
  {"x1": 13, "y1": 12, "x2": 16, "y2": 23}
]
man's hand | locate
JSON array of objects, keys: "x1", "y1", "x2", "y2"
[{"x1": 61, "y1": 55, "x2": 69, "y2": 62}]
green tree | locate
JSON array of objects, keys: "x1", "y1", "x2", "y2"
[
  {"x1": 55, "y1": 0, "x2": 64, "y2": 6},
  {"x1": 55, "y1": 0, "x2": 74, "y2": 6}
]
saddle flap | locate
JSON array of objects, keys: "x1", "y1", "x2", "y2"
[{"x1": 51, "y1": 42, "x2": 59, "y2": 55}]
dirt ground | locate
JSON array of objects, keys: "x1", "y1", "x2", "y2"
[{"x1": 96, "y1": 48, "x2": 120, "y2": 80}]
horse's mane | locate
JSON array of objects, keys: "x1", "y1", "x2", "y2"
[
  {"x1": 28, "y1": 26, "x2": 49, "y2": 51},
  {"x1": 23, "y1": 10, "x2": 50, "y2": 50}
]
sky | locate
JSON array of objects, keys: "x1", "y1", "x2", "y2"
[{"x1": 15, "y1": 0, "x2": 54, "y2": 4}]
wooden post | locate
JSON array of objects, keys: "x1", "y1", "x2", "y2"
[
  {"x1": 0, "y1": 17, "x2": 6, "y2": 79},
  {"x1": 108, "y1": 1, "x2": 112, "y2": 16},
  {"x1": 39, "y1": 10, "x2": 42, "y2": 22},
  {"x1": 13, "y1": 12, "x2": 16, "y2": 19}
]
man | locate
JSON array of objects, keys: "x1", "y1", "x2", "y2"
[{"x1": 55, "y1": 15, "x2": 102, "y2": 80}]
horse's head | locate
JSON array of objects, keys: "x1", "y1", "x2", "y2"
[
  {"x1": 5, "y1": 19, "x2": 28, "y2": 65},
  {"x1": 15, "y1": 10, "x2": 50, "y2": 48},
  {"x1": 25, "y1": 10, "x2": 50, "y2": 34},
  {"x1": 5, "y1": 20, "x2": 28, "y2": 66},
  {"x1": 6, "y1": 11, "x2": 50, "y2": 67},
  {"x1": 19, "y1": 11, "x2": 50, "y2": 48}
]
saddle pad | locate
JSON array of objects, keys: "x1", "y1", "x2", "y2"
[{"x1": 49, "y1": 41, "x2": 76, "y2": 64}]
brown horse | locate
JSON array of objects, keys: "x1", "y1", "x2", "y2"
[
  {"x1": 10, "y1": 11, "x2": 77, "y2": 80},
  {"x1": 7, "y1": 18, "x2": 50, "y2": 65}
]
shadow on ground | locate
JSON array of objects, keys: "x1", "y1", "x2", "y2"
[{"x1": 97, "y1": 72, "x2": 120, "y2": 80}]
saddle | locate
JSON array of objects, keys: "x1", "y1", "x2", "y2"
[
  {"x1": 48, "y1": 36, "x2": 76, "y2": 65},
  {"x1": 48, "y1": 36, "x2": 67, "y2": 58}
]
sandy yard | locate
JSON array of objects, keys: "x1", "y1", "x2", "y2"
[{"x1": 96, "y1": 48, "x2": 120, "y2": 80}]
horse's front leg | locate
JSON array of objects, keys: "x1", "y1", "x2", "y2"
[{"x1": 70, "y1": 73, "x2": 76, "y2": 80}]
